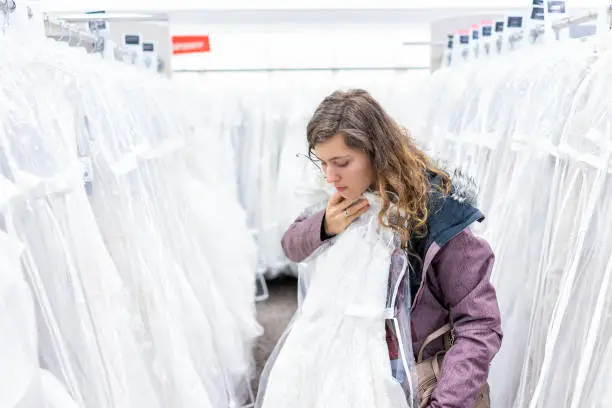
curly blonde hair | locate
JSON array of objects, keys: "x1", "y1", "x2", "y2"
[{"x1": 306, "y1": 89, "x2": 450, "y2": 249}]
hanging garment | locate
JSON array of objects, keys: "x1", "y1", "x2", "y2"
[
  {"x1": 398, "y1": 29, "x2": 612, "y2": 408},
  {"x1": 510, "y1": 45, "x2": 612, "y2": 408},
  {"x1": 0, "y1": 229, "x2": 77, "y2": 408},
  {"x1": 77, "y1": 82, "x2": 248, "y2": 407},
  {"x1": 1, "y1": 13, "x2": 261, "y2": 407},
  {"x1": 0, "y1": 59, "x2": 163, "y2": 407},
  {"x1": 258, "y1": 195, "x2": 410, "y2": 408},
  {"x1": 176, "y1": 69, "x2": 408, "y2": 277}
]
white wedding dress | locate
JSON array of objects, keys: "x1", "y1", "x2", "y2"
[
  {"x1": 0, "y1": 229, "x2": 78, "y2": 408},
  {"x1": 260, "y1": 196, "x2": 410, "y2": 408}
]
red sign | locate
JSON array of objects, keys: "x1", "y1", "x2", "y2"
[{"x1": 172, "y1": 35, "x2": 211, "y2": 55}]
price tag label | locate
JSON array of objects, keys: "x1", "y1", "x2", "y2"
[
  {"x1": 548, "y1": 1, "x2": 566, "y2": 13},
  {"x1": 531, "y1": 7, "x2": 545, "y2": 20},
  {"x1": 79, "y1": 157, "x2": 94, "y2": 183},
  {"x1": 508, "y1": 16, "x2": 523, "y2": 28},
  {"x1": 124, "y1": 34, "x2": 140, "y2": 46}
]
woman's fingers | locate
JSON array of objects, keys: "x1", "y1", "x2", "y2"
[
  {"x1": 338, "y1": 197, "x2": 367, "y2": 211},
  {"x1": 346, "y1": 202, "x2": 370, "y2": 223},
  {"x1": 341, "y1": 198, "x2": 369, "y2": 217},
  {"x1": 330, "y1": 198, "x2": 367, "y2": 219},
  {"x1": 328, "y1": 192, "x2": 345, "y2": 206},
  {"x1": 325, "y1": 195, "x2": 371, "y2": 235},
  {"x1": 327, "y1": 193, "x2": 347, "y2": 217}
]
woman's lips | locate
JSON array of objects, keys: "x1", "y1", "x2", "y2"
[{"x1": 336, "y1": 187, "x2": 348, "y2": 192}]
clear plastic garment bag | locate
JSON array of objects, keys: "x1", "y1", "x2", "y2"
[
  {"x1": 0, "y1": 228, "x2": 77, "y2": 408},
  {"x1": 75, "y1": 67, "x2": 257, "y2": 407},
  {"x1": 402, "y1": 28, "x2": 612, "y2": 408},
  {"x1": 177, "y1": 93, "x2": 263, "y2": 365},
  {"x1": 480, "y1": 41, "x2": 596, "y2": 408},
  {"x1": 258, "y1": 195, "x2": 414, "y2": 408},
  {"x1": 0, "y1": 34, "x2": 162, "y2": 407},
  {"x1": 513, "y1": 37, "x2": 612, "y2": 408},
  {"x1": 1, "y1": 11, "x2": 261, "y2": 408}
]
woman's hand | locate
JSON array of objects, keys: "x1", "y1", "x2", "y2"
[{"x1": 324, "y1": 193, "x2": 370, "y2": 236}]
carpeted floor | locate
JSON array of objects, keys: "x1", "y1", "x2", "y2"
[{"x1": 252, "y1": 276, "x2": 298, "y2": 395}]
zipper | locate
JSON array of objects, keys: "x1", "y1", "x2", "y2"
[
  {"x1": 389, "y1": 251, "x2": 408, "y2": 309},
  {"x1": 410, "y1": 245, "x2": 441, "y2": 311},
  {"x1": 388, "y1": 252, "x2": 416, "y2": 401}
]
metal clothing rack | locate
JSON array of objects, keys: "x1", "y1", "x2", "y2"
[
  {"x1": 175, "y1": 65, "x2": 431, "y2": 74},
  {"x1": 0, "y1": 0, "x2": 16, "y2": 32},
  {"x1": 548, "y1": 8, "x2": 606, "y2": 31},
  {"x1": 46, "y1": 12, "x2": 168, "y2": 23},
  {"x1": 0, "y1": 0, "x2": 15, "y2": 14},
  {"x1": 43, "y1": 14, "x2": 145, "y2": 64},
  {"x1": 509, "y1": 6, "x2": 612, "y2": 44},
  {"x1": 0, "y1": 1, "x2": 160, "y2": 69}
]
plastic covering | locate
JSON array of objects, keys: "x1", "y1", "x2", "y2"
[
  {"x1": 0, "y1": 229, "x2": 78, "y2": 408},
  {"x1": 256, "y1": 194, "x2": 416, "y2": 408},
  {"x1": 399, "y1": 30, "x2": 612, "y2": 408},
  {"x1": 0, "y1": 9, "x2": 260, "y2": 408},
  {"x1": 173, "y1": 70, "x2": 430, "y2": 278}
]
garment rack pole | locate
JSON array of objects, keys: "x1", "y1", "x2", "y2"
[
  {"x1": 547, "y1": 7, "x2": 609, "y2": 32},
  {"x1": 45, "y1": 13, "x2": 168, "y2": 23},
  {"x1": 174, "y1": 66, "x2": 431, "y2": 73},
  {"x1": 510, "y1": 6, "x2": 612, "y2": 43},
  {"x1": 41, "y1": 13, "x2": 153, "y2": 66},
  {"x1": 44, "y1": 14, "x2": 97, "y2": 46},
  {"x1": 0, "y1": 0, "x2": 15, "y2": 15}
]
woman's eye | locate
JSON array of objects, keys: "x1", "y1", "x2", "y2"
[{"x1": 336, "y1": 161, "x2": 350, "y2": 168}]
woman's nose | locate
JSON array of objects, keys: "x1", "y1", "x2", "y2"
[{"x1": 326, "y1": 168, "x2": 340, "y2": 183}]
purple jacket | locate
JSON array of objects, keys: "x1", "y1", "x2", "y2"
[{"x1": 279, "y1": 173, "x2": 503, "y2": 408}]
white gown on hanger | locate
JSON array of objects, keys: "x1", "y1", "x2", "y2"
[
  {"x1": 0, "y1": 229, "x2": 77, "y2": 408},
  {"x1": 261, "y1": 196, "x2": 409, "y2": 408}
]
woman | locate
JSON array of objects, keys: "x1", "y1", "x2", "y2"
[{"x1": 259, "y1": 89, "x2": 502, "y2": 408}]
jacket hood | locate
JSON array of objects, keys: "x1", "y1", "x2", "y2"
[
  {"x1": 434, "y1": 160, "x2": 480, "y2": 208},
  {"x1": 422, "y1": 163, "x2": 484, "y2": 251}
]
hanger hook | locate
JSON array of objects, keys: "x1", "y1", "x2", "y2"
[{"x1": 0, "y1": 0, "x2": 16, "y2": 14}]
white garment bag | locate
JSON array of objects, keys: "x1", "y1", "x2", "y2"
[
  {"x1": 77, "y1": 69, "x2": 256, "y2": 407},
  {"x1": 259, "y1": 196, "x2": 410, "y2": 408},
  {"x1": 400, "y1": 28, "x2": 612, "y2": 408},
  {"x1": 0, "y1": 46, "x2": 162, "y2": 407},
  {"x1": 0, "y1": 229, "x2": 77, "y2": 408},
  {"x1": 1, "y1": 13, "x2": 261, "y2": 407}
]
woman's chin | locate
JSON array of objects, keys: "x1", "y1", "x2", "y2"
[
  {"x1": 340, "y1": 192, "x2": 361, "y2": 202},
  {"x1": 336, "y1": 186, "x2": 368, "y2": 201}
]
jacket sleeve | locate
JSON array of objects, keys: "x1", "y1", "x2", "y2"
[
  {"x1": 429, "y1": 228, "x2": 503, "y2": 408},
  {"x1": 281, "y1": 209, "x2": 331, "y2": 263}
]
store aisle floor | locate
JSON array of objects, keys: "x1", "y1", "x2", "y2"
[{"x1": 253, "y1": 276, "x2": 298, "y2": 394}]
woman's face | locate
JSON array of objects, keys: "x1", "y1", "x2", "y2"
[{"x1": 313, "y1": 133, "x2": 374, "y2": 201}]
